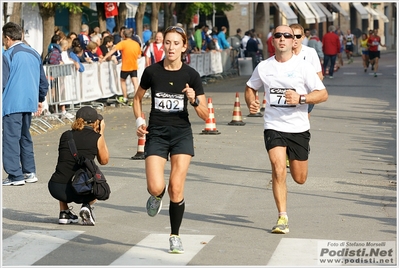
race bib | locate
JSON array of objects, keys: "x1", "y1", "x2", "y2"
[
  {"x1": 269, "y1": 88, "x2": 296, "y2": 107},
  {"x1": 154, "y1": 92, "x2": 184, "y2": 112},
  {"x1": 372, "y1": 41, "x2": 379, "y2": 46}
]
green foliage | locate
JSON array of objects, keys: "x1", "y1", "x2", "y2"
[
  {"x1": 34, "y1": 3, "x2": 82, "y2": 14},
  {"x1": 189, "y1": 3, "x2": 233, "y2": 16}
]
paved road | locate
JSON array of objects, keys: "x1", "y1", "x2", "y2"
[{"x1": 2, "y1": 51, "x2": 397, "y2": 267}]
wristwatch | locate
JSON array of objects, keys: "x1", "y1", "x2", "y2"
[
  {"x1": 190, "y1": 97, "x2": 200, "y2": 107},
  {"x1": 299, "y1": 95, "x2": 306, "y2": 104}
]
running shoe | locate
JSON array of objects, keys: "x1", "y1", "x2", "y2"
[
  {"x1": 169, "y1": 235, "x2": 184, "y2": 254},
  {"x1": 271, "y1": 215, "x2": 289, "y2": 234},
  {"x1": 59, "y1": 208, "x2": 79, "y2": 224},
  {"x1": 146, "y1": 195, "x2": 162, "y2": 217},
  {"x1": 80, "y1": 203, "x2": 95, "y2": 226},
  {"x1": 3, "y1": 177, "x2": 25, "y2": 186},
  {"x1": 116, "y1": 96, "x2": 128, "y2": 105},
  {"x1": 24, "y1": 173, "x2": 38, "y2": 183},
  {"x1": 374, "y1": 73, "x2": 377, "y2": 77}
]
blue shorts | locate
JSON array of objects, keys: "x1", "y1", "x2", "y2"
[{"x1": 145, "y1": 125, "x2": 194, "y2": 160}]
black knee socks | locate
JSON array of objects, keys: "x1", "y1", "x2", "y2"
[{"x1": 169, "y1": 199, "x2": 185, "y2": 235}]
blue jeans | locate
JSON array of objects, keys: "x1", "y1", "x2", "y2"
[
  {"x1": 2, "y1": 112, "x2": 36, "y2": 181},
  {"x1": 323, "y1": 54, "x2": 337, "y2": 77}
]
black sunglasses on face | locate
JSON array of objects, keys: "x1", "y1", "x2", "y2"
[
  {"x1": 274, "y1": 32, "x2": 294, "y2": 39},
  {"x1": 294, "y1": 34, "x2": 302, "y2": 39}
]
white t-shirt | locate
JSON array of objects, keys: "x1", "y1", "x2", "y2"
[
  {"x1": 246, "y1": 54, "x2": 325, "y2": 133},
  {"x1": 61, "y1": 51, "x2": 73, "y2": 64},
  {"x1": 296, "y1": 45, "x2": 322, "y2": 72},
  {"x1": 241, "y1": 35, "x2": 250, "y2": 50}
]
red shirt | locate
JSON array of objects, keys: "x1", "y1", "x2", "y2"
[
  {"x1": 367, "y1": 35, "x2": 381, "y2": 52},
  {"x1": 105, "y1": 2, "x2": 118, "y2": 18},
  {"x1": 267, "y1": 36, "x2": 275, "y2": 57},
  {"x1": 322, "y1": 32, "x2": 341, "y2": 56}
]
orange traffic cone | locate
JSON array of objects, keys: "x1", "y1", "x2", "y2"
[
  {"x1": 228, "y1": 92, "x2": 246, "y2": 126},
  {"x1": 201, "y1": 97, "x2": 221, "y2": 135},
  {"x1": 260, "y1": 91, "x2": 266, "y2": 112},
  {"x1": 247, "y1": 91, "x2": 263, "y2": 117},
  {"x1": 131, "y1": 112, "x2": 146, "y2": 160}
]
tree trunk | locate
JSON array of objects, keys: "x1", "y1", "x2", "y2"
[
  {"x1": 96, "y1": 3, "x2": 107, "y2": 32},
  {"x1": 151, "y1": 3, "x2": 162, "y2": 33},
  {"x1": 69, "y1": 3, "x2": 82, "y2": 35},
  {"x1": 9, "y1": 2, "x2": 22, "y2": 25},
  {"x1": 39, "y1": 4, "x2": 56, "y2": 58},
  {"x1": 135, "y1": 3, "x2": 146, "y2": 38},
  {"x1": 117, "y1": 3, "x2": 127, "y2": 32}
]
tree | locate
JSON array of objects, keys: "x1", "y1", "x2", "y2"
[
  {"x1": 117, "y1": 3, "x2": 127, "y2": 33},
  {"x1": 69, "y1": 3, "x2": 82, "y2": 35},
  {"x1": 96, "y1": 3, "x2": 107, "y2": 33},
  {"x1": 36, "y1": 3, "x2": 82, "y2": 58},
  {"x1": 135, "y1": 3, "x2": 147, "y2": 39},
  {"x1": 151, "y1": 3, "x2": 162, "y2": 33},
  {"x1": 9, "y1": 3, "x2": 22, "y2": 25}
]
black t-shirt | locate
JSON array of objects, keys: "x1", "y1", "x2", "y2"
[
  {"x1": 140, "y1": 60, "x2": 204, "y2": 126},
  {"x1": 50, "y1": 127, "x2": 101, "y2": 184}
]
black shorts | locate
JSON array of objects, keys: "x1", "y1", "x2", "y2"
[
  {"x1": 48, "y1": 180, "x2": 95, "y2": 204},
  {"x1": 145, "y1": 125, "x2": 194, "y2": 160},
  {"x1": 263, "y1": 129, "x2": 310, "y2": 161},
  {"x1": 120, "y1": 70, "x2": 137, "y2": 79},
  {"x1": 345, "y1": 44, "x2": 353, "y2": 52},
  {"x1": 369, "y1": 51, "x2": 380, "y2": 60}
]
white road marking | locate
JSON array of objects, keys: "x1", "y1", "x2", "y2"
[
  {"x1": 343, "y1": 72, "x2": 357, "y2": 75},
  {"x1": 267, "y1": 238, "x2": 320, "y2": 266},
  {"x1": 110, "y1": 234, "x2": 214, "y2": 266},
  {"x1": 3, "y1": 230, "x2": 84, "y2": 266}
]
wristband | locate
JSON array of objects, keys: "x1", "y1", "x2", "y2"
[{"x1": 136, "y1": 117, "x2": 146, "y2": 129}]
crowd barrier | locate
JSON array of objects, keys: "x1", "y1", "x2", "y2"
[{"x1": 43, "y1": 50, "x2": 235, "y2": 107}]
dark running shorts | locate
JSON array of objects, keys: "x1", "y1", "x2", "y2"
[
  {"x1": 345, "y1": 44, "x2": 354, "y2": 52},
  {"x1": 263, "y1": 129, "x2": 310, "y2": 161},
  {"x1": 145, "y1": 125, "x2": 194, "y2": 160},
  {"x1": 369, "y1": 51, "x2": 380, "y2": 60},
  {"x1": 120, "y1": 70, "x2": 137, "y2": 79}
]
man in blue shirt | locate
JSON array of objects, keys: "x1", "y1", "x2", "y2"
[
  {"x1": 217, "y1": 26, "x2": 232, "y2": 50},
  {"x1": 142, "y1": 24, "x2": 152, "y2": 45},
  {"x1": 2, "y1": 22, "x2": 49, "y2": 186}
]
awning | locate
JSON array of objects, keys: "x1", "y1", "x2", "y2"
[
  {"x1": 370, "y1": 7, "x2": 390, "y2": 23},
  {"x1": 352, "y1": 3, "x2": 369, "y2": 19},
  {"x1": 331, "y1": 3, "x2": 350, "y2": 20},
  {"x1": 306, "y1": 2, "x2": 326, "y2": 23},
  {"x1": 364, "y1": 5, "x2": 379, "y2": 20},
  {"x1": 275, "y1": 2, "x2": 298, "y2": 25},
  {"x1": 292, "y1": 2, "x2": 316, "y2": 24},
  {"x1": 316, "y1": 3, "x2": 333, "y2": 21}
]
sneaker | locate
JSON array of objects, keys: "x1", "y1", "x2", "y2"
[
  {"x1": 169, "y1": 235, "x2": 184, "y2": 254},
  {"x1": 146, "y1": 195, "x2": 162, "y2": 217},
  {"x1": 272, "y1": 215, "x2": 289, "y2": 234},
  {"x1": 3, "y1": 177, "x2": 25, "y2": 186},
  {"x1": 116, "y1": 96, "x2": 128, "y2": 105},
  {"x1": 364, "y1": 68, "x2": 367, "y2": 72},
  {"x1": 329, "y1": 76, "x2": 334, "y2": 79},
  {"x1": 61, "y1": 111, "x2": 74, "y2": 119},
  {"x1": 24, "y1": 173, "x2": 38, "y2": 183},
  {"x1": 59, "y1": 208, "x2": 79, "y2": 224},
  {"x1": 80, "y1": 204, "x2": 95, "y2": 226},
  {"x1": 374, "y1": 73, "x2": 377, "y2": 77}
]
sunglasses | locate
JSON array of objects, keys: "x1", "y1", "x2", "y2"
[
  {"x1": 165, "y1": 26, "x2": 186, "y2": 35},
  {"x1": 294, "y1": 34, "x2": 302, "y2": 39},
  {"x1": 273, "y1": 32, "x2": 294, "y2": 39}
]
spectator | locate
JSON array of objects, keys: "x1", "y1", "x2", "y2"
[
  {"x1": 78, "y1": 24, "x2": 90, "y2": 50},
  {"x1": 307, "y1": 29, "x2": 324, "y2": 61},
  {"x1": 84, "y1": 41, "x2": 100, "y2": 63},
  {"x1": 48, "y1": 106, "x2": 109, "y2": 225},
  {"x1": 113, "y1": 26, "x2": 125, "y2": 44},
  {"x1": 256, "y1": 32, "x2": 264, "y2": 57},
  {"x1": 48, "y1": 34, "x2": 63, "y2": 65},
  {"x1": 69, "y1": 46, "x2": 85, "y2": 72},
  {"x1": 322, "y1": 25, "x2": 341, "y2": 78},
  {"x1": 241, "y1": 30, "x2": 251, "y2": 56},
  {"x1": 100, "y1": 28, "x2": 142, "y2": 105},
  {"x1": 187, "y1": 30, "x2": 199, "y2": 54},
  {"x1": 217, "y1": 26, "x2": 232, "y2": 50},
  {"x1": 234, "y1": 28, "x2": 242, "y2": 41},
  {"x1": 2, "y1": 22, "x2": 49, "y2": 186},
  {"x1": 201, "y1": 25, "x2": 211, "y2": 51},
  {"x1": 194, "y1": 24, "x2": 203, "y2": 51},
  {"x1": 101, "y1": 30, "x2": 111, "y2": 39},
  {"x1": 67, "y1": 31, "x2": 77, "y2": 40},
  {"x1": 267, "y1": 28, "x2": 275, "y2": 58},
  {"x1": 100, "y1": 35, "x2": 119, "y2": 64},
  {"x1": 142, "y1": 24, "x2": 152, "y2": 44},
  {"x1": 144, "y1": 31, "x2": 164, "y2": 67},
  {"x1": 93, "y1": 26, "x2": 102, "y2": 40},
  {"x1": 60, "y1": 39, "x2": 81, "y2": 71},
  {"x1": 246, "y1": 32, "x2": 259, "y2": 69},
  {"x1": 302, "y1": 28, "x2": 310, "y2": 46},
  {"x1": 90, "y1": 35, "x2": 103, "y2": 58},
  {"x1": 335, "y1": 28, "x2": 345, "y2": 67}
]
